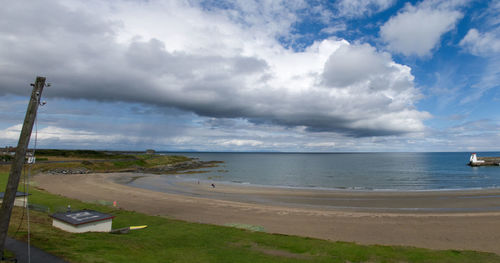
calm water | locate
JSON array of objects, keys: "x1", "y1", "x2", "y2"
[{"x1": 162, "y1": 152, "x2": 500, "y2": 191}]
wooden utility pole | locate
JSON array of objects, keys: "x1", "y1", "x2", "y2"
[{"x1": 0, "y1": 76, "x2": 46, "y2": 259}]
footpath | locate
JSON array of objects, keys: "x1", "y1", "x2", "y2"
[{"x1": 4, "y1": 237, "x2": 68, "y2": 263}]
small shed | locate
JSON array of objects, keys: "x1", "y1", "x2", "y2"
[
  {"x1": 0, "y1": 191, "x2": 30, "y2": 207},
  {"x1": 50, "y1": 210, "x2": 114, "y2": 233}
]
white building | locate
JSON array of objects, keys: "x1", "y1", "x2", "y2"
[
  {"x1": 0, "y1": 191, "x2": 29, "y2": 207},
  {"x1": 51, "y1": 210, "x2": 114, "y2": 233}
]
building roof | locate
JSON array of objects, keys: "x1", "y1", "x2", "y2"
[
  {"x1": 50, "y1": 210, "x2": 114, "y2": 226},
  {"x1": 0, "y1": 191, "x2": 30, "y2": 198}
]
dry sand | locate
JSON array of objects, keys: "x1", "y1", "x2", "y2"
[{"x1": 34, "y1": 173, "x2": 500, "y2": 255}]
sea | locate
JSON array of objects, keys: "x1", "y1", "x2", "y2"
[{"x1": 156, "y1": 152, "x2": 500, "y2": 191}]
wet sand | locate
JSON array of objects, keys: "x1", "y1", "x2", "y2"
[{"x1": 34, "y1": 173, "x2": 500, "y2": 255}]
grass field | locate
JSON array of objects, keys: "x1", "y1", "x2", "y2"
[
  {"x1": 34, "y1": 149, "x2": 126, "y2": 159},
  {"x1": 2, "y1": 157, "x2": 500, "y2": 262},
  {"x1": 0, "y1": 151, "x2": 191, "y2": 174}
]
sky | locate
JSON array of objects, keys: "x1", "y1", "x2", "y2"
[{"x1": 0, "y1": 0, "x2": 499, "y2": 152}]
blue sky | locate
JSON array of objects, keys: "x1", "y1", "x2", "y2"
[{"x1": 1, "y1": 0, "x2": 499, "y2": 152}]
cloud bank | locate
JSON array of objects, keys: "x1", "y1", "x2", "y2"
[{"x1": 0, "y1": 0, "x2": 429, "y2": 139}]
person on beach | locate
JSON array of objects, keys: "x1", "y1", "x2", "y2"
[{"x1": 211, "y1": 183, "x2": 215, "y2": 188}]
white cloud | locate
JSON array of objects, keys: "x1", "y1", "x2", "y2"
[
  {"x1": 323, "y1": 43, "x2": 396, "y2": 87},
  {"x1": 454, "y1": 1, "x2": 500, "y2": 104},
  {"x1": 305, "y1": 142, "x2": 336, "y2": 148},
  {"x1": 320, "y1": 23, "x2": 347, "y2": 35},
  {"x1": 459, "y1": 28, "x2": 500, "y2": 56},
  {"x1": 0, "y1": 124, "x2": 122, "y2": 144},
  {"x1": 335, "y1": 0, "x2": 395, "y2": 18},
  {"x1": 0, "y1": 0, "x2": 429, "y2": 140},
  {"x1": 320, "y1": 43, "x2": 429, "y2": 134},
  {"x1": 380, "y1": 0, "x2": 464, "y2": 56},
  {"x1": 219, "y1": 139, "x2": 263, "y2": 147},
  {"x1": 0, "y1": 124, "x2": 23, "y2": 141}
]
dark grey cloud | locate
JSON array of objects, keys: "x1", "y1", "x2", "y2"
[{"x1": 0, "y1": 0, "x2": 428, "y2": 139}]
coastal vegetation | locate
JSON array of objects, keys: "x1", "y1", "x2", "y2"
[
  {"x1": 0, "y1": 150, "x2": 197, "y2": 174},
  {"x1": 1, "y1": 151, "x2": 500, "y2": 262},
  {"x1": 34, "y1": 149, "x2": 126, "y2": 159}
]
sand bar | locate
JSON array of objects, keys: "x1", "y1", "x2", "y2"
[{"x1": 34, "y1": 172, "x2": 500, "y2": 255}]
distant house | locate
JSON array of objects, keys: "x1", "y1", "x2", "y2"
[
  {"x1": 0, "y1": 146, "x2": 16, "y2": 156},
  {"x1": 0, "y1": 191, "x2": 30, "y2": 207},
  {"x1": 0, "y1": 148, "x2": 35, "y2": 162},
  {"x1": 50, "y1": 210, "x2": 114, "y2": 233},
  {"x1": 146, "y1": 149, "x2": 156, "y2": 154}
]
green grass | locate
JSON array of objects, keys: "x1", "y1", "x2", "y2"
[
  {"x1": 111, "y1": 159, "x2": 147, "y2": 168},
  {"x1": 34, "y1": 149, "x2": 125, "y2": 159},
  {"x1": 2, "y1": 171, "x2": 500, "y2": 263},
  {"x1": 1, "y1": 249, "x2": 15, "y2": 261},
  {"x1": 135, "y1": 154, "x2": 191, "y2": 167},
  {"x1": 0, "y1": 153, "x2": 193, "y2": 174},
  {"x1": 112, "y1": 155, "x2": 190, "y2": 169}
]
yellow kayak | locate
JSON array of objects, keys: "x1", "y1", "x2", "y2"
[{"x1": 130, "y1": 225, "x2": 148, "y2": 230}]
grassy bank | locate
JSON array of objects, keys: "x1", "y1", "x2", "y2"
[
  {"x1": 34, "y1": 149, "x2": 126, "y2": 159},
  {"x1": 1, "y1": 160, "x2": 500, "y2": 262},
  {"x1": 0, "y1": 151, "x2": 192, "y2": 174}
]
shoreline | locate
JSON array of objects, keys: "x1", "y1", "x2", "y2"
[
  {"x1": 121, "y1": 173, "x2": 500, "y2": 213},
  {"x1": 173, "y1": 176, "x2": 500, "y2": 193},
  {"x1": 34, "y1": 172, "x2": 500, "y2": 255}
]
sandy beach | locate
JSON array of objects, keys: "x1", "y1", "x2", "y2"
[{"x1": 34, "y1": 172, "x2": 500, "y2": 255}]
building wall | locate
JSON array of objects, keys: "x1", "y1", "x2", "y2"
[
  {"x1": 52, "y1": 219, "x2": 113, "y2": 233},
  {"x1": 0, "y1": 196, "x2": 27, "y2": 207},
  {"x1": 14, "y1": 196, "x2": 27, "y2": 207}
]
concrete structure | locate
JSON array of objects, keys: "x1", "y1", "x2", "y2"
[
  {"x1": 50, "y1": 210, "x2": 114, "y2": 233},
  {"x1": 469, "y1": 153, "x2": 485, "y2": 165},
  {"x1": 0, "y1": 192, "x2": 29, "y2": 207},
  {"x1": 468, "y1": 153, "x2": 500, "y2": 166}
]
